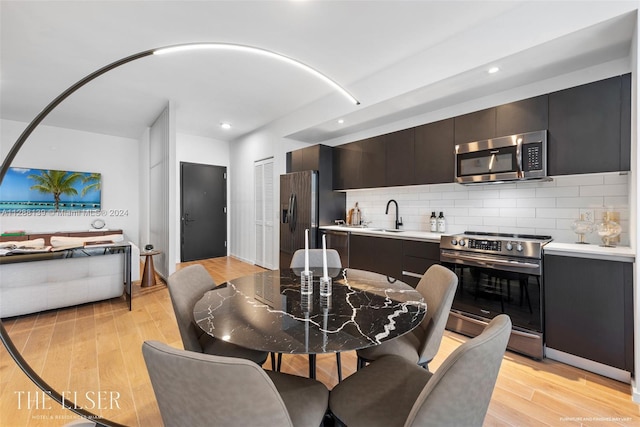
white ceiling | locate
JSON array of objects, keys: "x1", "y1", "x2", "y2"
[{"x1": 1, "y1": 1, "x2": 637, "y2": 145}]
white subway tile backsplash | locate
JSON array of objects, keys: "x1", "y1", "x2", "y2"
[
  {"x1": 555, "y1": 197, "x2": 603, "y2": 208},
  {"x1": 483, "y1": 217, "x2": 517, "y2": 227},
  {"x1": 345, "y1": 172, "x2": 628, "y2": 244},
  {"x1": 454, "y1": 199, "x2": 484, "y2": 208},
  {"x1": 442, "y1": 191, "x2": 468, "y2": 200},
  {"x1": 470, "y1": 190, "x2": 499, "y2": 199},
  {"x1": 604, "y1": 196, "x2": 629, "y2": 207},
  {"x1": 554, "y1": 174, "x2": 604, "y2": 187},
  {"x1": 499, "y1": 208, "x2": 536, "y2": 218},
  {"x1": 535, "y1": 186, "x2": 580, "y2": 197},
  {"x1": 536, "y1": 208, "x2": 580, "y2": 219},
  {"x1": 517, "y1": 198, "x2": 555, "y2": 208},
  {"x1": 500, "y1": 188, "x2": 536, "y2": 199},
  {"x1": 517, "y1": 217, "x2": 556, "y2": 228},
  {"x1": 580, "y1": 184, "x2": 628, "y2": 197},
  {"x1": 483, "y1": 199, "x2": 517, "y2": 208},
  {"x1": 603, "y1": 172, "x2": 629, "y2": 185}
]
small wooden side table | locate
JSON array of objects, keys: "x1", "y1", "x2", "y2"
[{"x1": 141, "y1": 250, "x2": 161, "y2": 287}]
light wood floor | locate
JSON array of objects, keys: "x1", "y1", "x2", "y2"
[{"x1": 1, "y1": 256, "x2": 639, "y2": 426}]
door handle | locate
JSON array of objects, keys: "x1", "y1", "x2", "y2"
[{"x1": 183, "y1": 213, "x2": 195, "y2": 224}]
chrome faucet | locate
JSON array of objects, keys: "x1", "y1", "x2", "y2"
[{"x1": 385, "y1": 199, "x2": 403, "y2": 229}]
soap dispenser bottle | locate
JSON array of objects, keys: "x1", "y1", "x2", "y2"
[
  {"x1": 429, "y1": 212, "x2": 437, "y2": 232},
  {"x1": 437, "y1": 212, "x2": 446, "y2": 233}
]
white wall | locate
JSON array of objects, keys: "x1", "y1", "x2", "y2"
[
  {"x1": 0, "y1": 119, "x2": 140, "y2": 243},
  {"x1": 175, "y1": 132, "x2": 230, "y2": 263},
  {"x1": 630, "y1": 11, "x2": 639, "y2": 403},
  {"x1": 229, "y1": 129, "x2": 300, "y2": 264}
]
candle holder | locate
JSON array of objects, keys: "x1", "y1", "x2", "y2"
[
  {"x1": 301, "y1": 291, "x2": 313, "y2": 313},
  {"x1": 301, "y1": 271, "x2": 313, "y2": 295},
  {"x1": 320, "y1": 294, "x2": 332, "y2": 310},
  {"x1": 319, "y1": 277, "x2": 332, "y2": 297}
]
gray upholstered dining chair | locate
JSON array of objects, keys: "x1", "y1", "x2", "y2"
[
  {"x1": 166, "y1": 264, "x2": 269, "y2": 366},
  {"x1": 290, "y1": 248, "x2": 343, "y2": 381},
  {"x1": 143, "y1": 340, "x2": 329, "y2": 427},
  {"x1": 356, "y1": 264, "x2": 457, "y2": 371},
  {"x1": 329, "y1": 314, "x2": 512, "y2": 427},
  {"x1": 290, "y1": 248, "x2": 342, "y2": 274}
]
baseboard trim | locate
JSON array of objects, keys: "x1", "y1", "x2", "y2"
[{"x1": 545, "y1": 347, "x2": 631, "y2": 384}]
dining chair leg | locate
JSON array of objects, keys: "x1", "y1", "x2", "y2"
[
  {"x1": 336, "y1": 352, "x2": 342, "y2": 382},
  {"x1": 308, "y1": 354, "x2": 316, "y2": 379},
  {"x1": 277, "y1": 353, "x2": 282, "y2": 372},
  {"x1": 270, "y1": 352, "x2": 276, "y2": 371}
]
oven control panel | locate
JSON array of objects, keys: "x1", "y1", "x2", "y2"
[
  {"x1": 441, "y1": 234, "x2": 547, "y2": 259},
  {"x1": 467, "y1": 239, "x2": 501, "y2": 251}
]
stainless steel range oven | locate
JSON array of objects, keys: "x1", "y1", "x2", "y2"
[{"x1": 440, "y1": 231, "x2": 552, "y2": 359}]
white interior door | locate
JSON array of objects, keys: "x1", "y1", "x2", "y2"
[{"x1": 255, "y1": 158, "x2": 274, "y2": 269}]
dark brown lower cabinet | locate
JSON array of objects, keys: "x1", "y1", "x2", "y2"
[
  {"x1": 349, "y1": 235, "x2": 402, "y2": 280},
  {"x1": 401, "y1": 240, "x2": 440, "y2": 287},
  {"x1": 544, "y1": 255, "x2": 633, "y2": 372}
]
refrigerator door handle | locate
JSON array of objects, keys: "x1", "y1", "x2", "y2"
[{"x1": 289, "y1": 193, "x2": 297, "y2": 232}]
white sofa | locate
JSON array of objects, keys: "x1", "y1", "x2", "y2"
[{"x1": 0, "y1": 240, "x2": 140, "y2": 318}]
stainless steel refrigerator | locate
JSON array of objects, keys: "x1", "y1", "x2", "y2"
[{"x1": 280, "y1": 171, "x2": 318, "y2": 270}]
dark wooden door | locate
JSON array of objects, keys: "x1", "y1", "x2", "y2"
[{"x1": 180, "y1": 162, "x2": 227, "y2": 262}]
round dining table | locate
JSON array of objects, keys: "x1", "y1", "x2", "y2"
[{"x1": 193, "y1": 267, "x2": 427, "y2": 377}]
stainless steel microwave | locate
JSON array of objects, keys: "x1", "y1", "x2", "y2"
[{"x1": 455, "y1": 130, "x2": 548, "y2": 184}]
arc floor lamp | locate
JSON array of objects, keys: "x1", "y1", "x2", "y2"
[{"x1": 0, "y1": 42, "x2": 359, "y2": 427}]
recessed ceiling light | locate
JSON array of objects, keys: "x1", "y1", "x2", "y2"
[
  {"x1": 338, "y1": 119, "x2": 344, "y2": 124},
  {"x1": 488, "y1": 66, "x2": 500, "y2": 74},
  {"x1": 220, "y1": 122, "x2": 231, "y2": 130}
]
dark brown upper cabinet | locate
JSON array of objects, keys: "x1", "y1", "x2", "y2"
[
  {"x1": 414, "y1": 118, "x2": 455, "y2": 185},
  {"x1": 332, "y1": 141, "x2": 363, "y2": 190},
  {"x1": 385, "y1": 128, "x2": 415, "y2": 187},
  {"x1": 332, "y1": 73, "x2": 630, "y2": 190},
  {"x1": 360, "y1": 136, "x2": 386, "y2": 188},
  {"x1": 496, "y1": 95, "x2": 548, "y2": 136},
  {"x1": 288, "y1": 144, "x2": 323, "y2": 173},
  {"x1": 548, "y1": 74, "x2": 629, "y2": 176},
  {"x1": 454, "y1": 107, "x2": 497, "y2": 145}
]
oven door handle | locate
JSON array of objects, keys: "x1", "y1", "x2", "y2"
[{"x1": 440, "y1": 251, "x2": 540, "y2": 269}]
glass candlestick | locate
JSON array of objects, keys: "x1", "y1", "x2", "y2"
[
  {"x1": 319, "y1": 277, "x2": 332, "y2": 297},
  {"x1": 301, "y1": 291, "x2": 313, "y2": 313},
  {"x1": 301, "y1": 271, "x2": 313, "y2": 295}
]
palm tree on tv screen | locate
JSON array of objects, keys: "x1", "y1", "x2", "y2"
[
  {"x1": 28, "y1": 169, "x2": 83, "y2": 210},
  {"x1": 81, "y1": 172, "x2": 101, "y2": 196}
]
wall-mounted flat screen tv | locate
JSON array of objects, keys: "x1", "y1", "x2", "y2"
[{"x1": 0, "y1": 167, "x2": 101, "y2": 212}]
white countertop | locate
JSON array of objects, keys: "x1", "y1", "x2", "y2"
[
  {"x1": 320, "y1": 225, "x2": 441, "y2": 243},
  {"x1": 321, "y1": 225, "x2": 636, "y2": 262},
  {"x1": 544, "y1": 241, "x2": 635, "y2": 262}
]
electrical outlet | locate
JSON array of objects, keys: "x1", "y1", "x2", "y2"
[{"x1": 580, "y1": 209, "x2": 594, "y2": 223}]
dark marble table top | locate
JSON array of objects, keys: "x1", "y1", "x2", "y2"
[{"x1": 193, "y1": 268, "x2": 426, "y2": 355}]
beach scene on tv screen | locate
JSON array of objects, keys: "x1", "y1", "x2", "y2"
[{"x1": 0, "y1": 167, "x2": 101, "y2": 211}]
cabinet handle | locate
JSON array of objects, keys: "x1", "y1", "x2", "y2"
[{"x1": 402, "y1": 271, "x2": 424, "y2": 279}]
